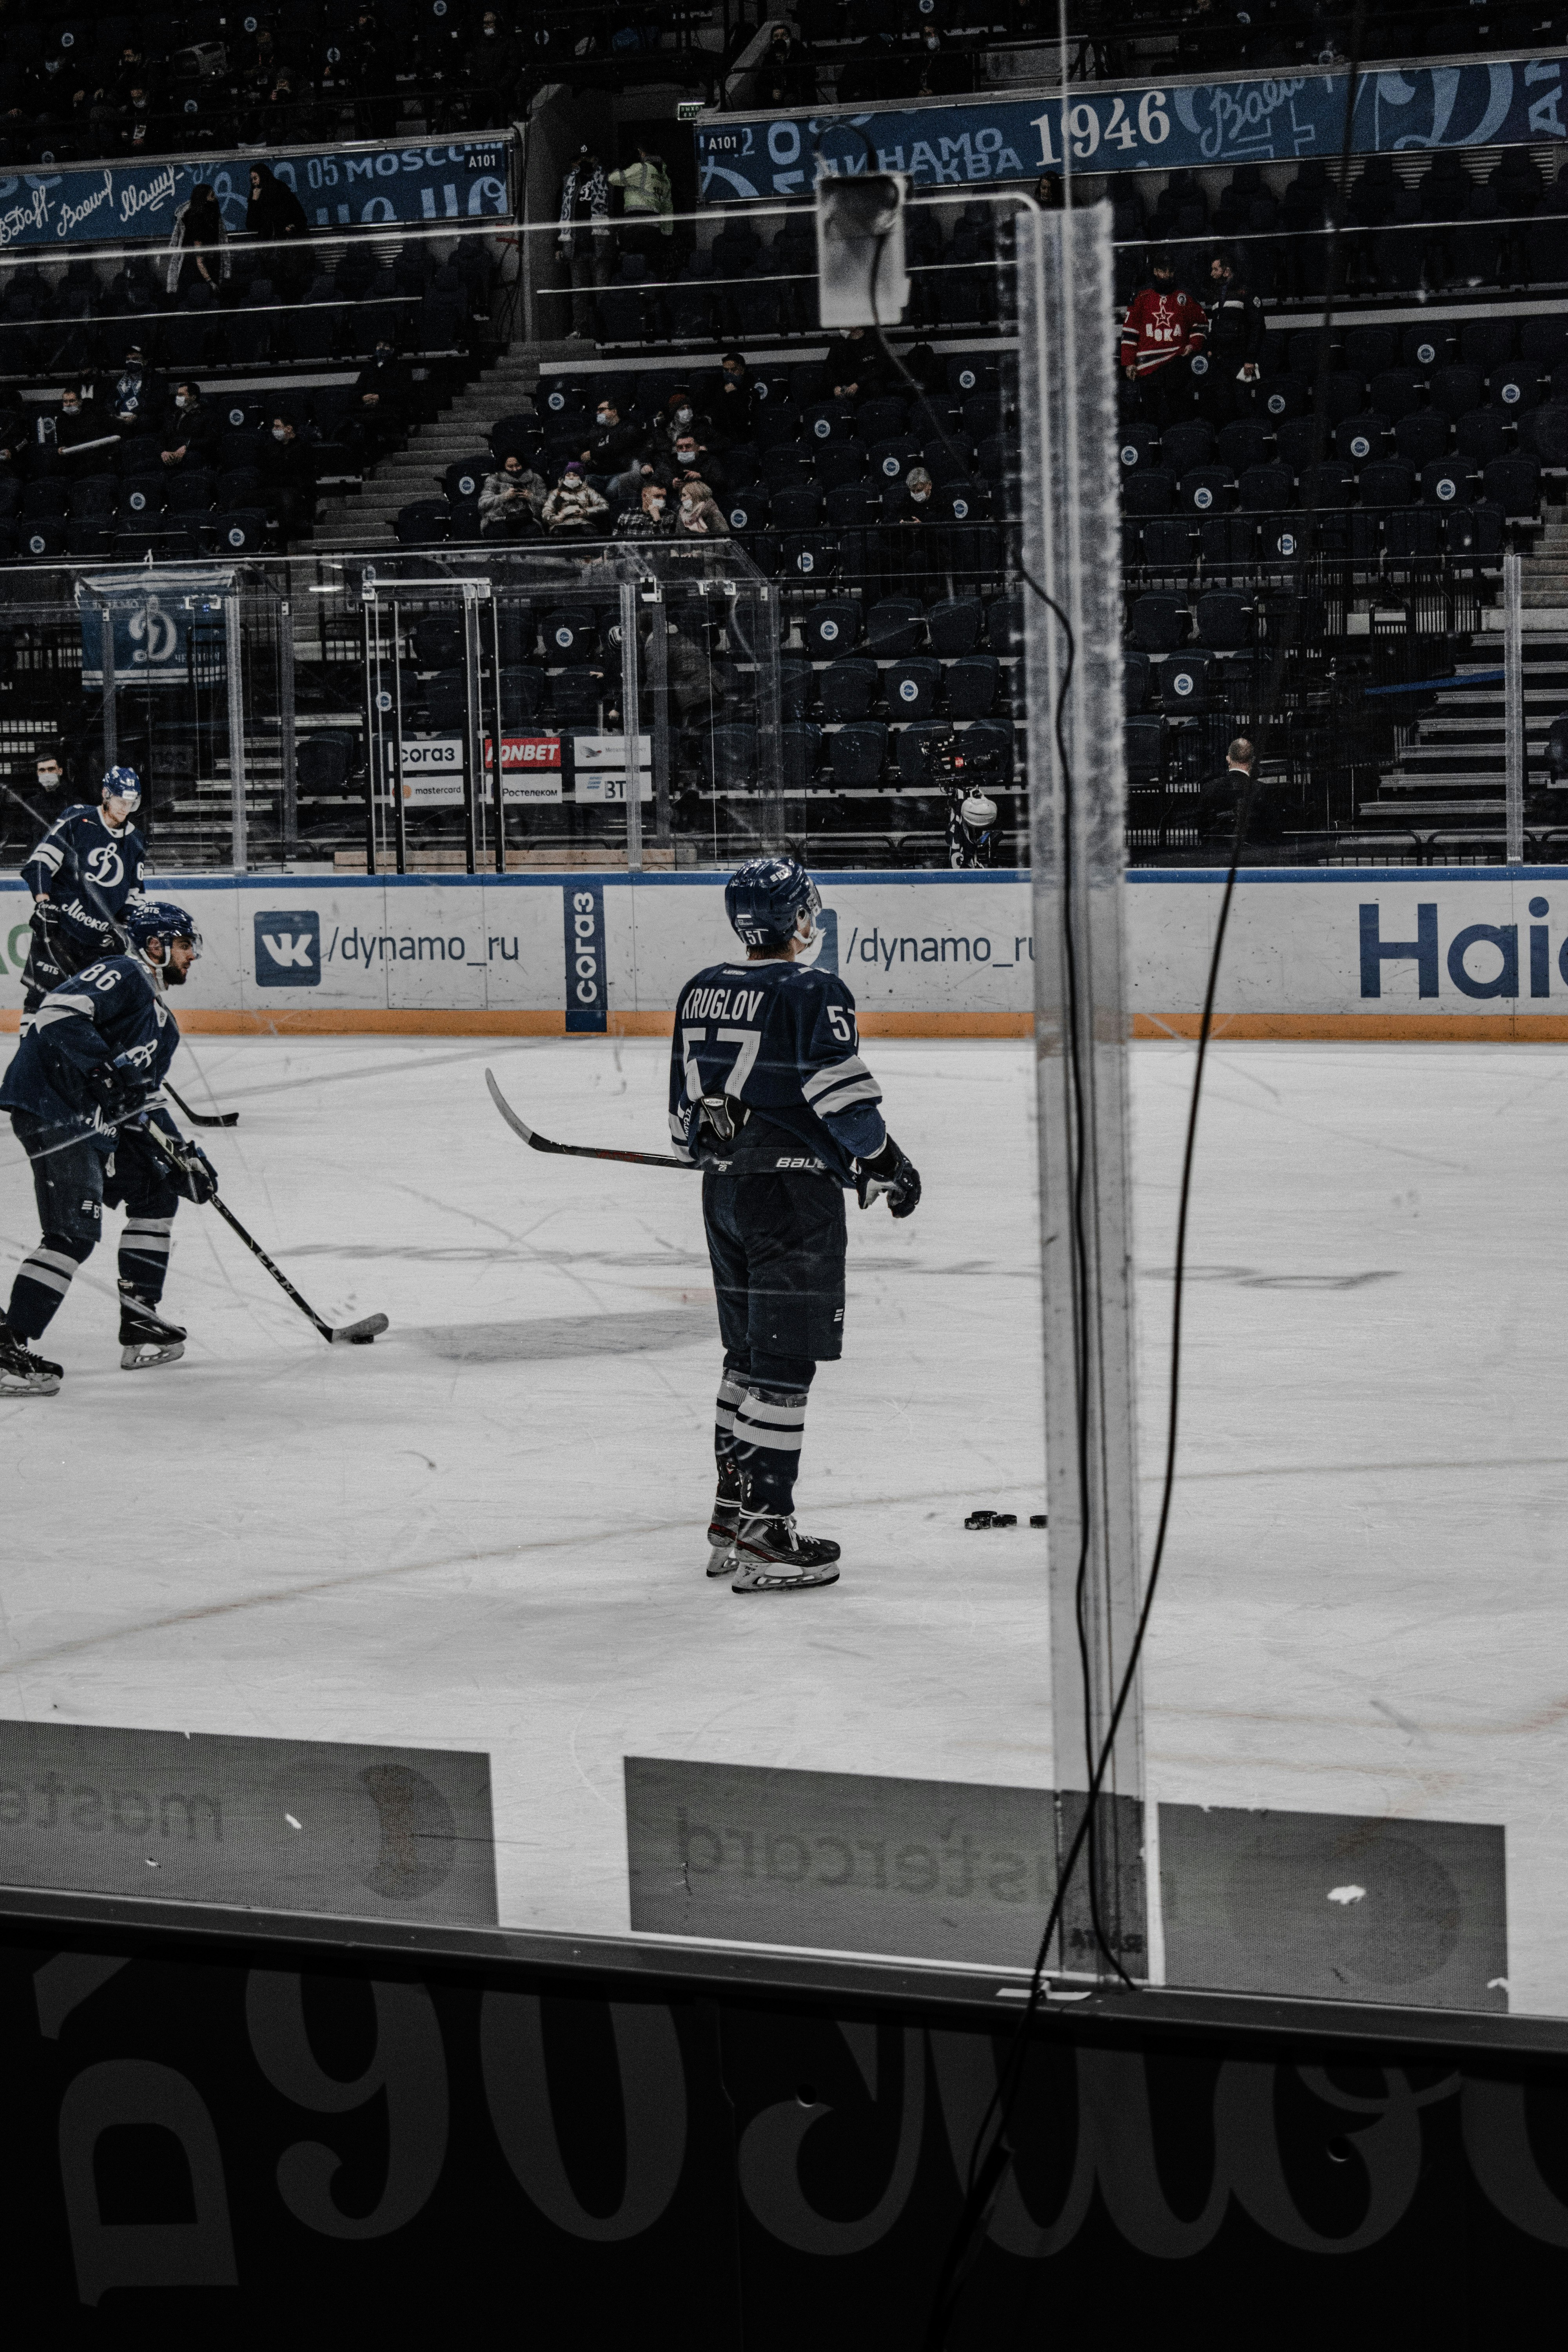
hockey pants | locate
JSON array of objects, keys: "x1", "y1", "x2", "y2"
[
  {"x1": 7, "y1": 1113, "x2": 181, "y2": 1340},
  {"x1": 703, "y1": 1171, "x2": 846, "y2": 1519}
]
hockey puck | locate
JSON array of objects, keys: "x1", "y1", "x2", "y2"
[
  {"x1": 349, "y1": 1333, "x2": 376, "y2": 1345},
  {"x1": 1030, "y1": 1514, "x2": 1048, "y2": 1528},
  {"x1": 965, "y1": 1511, "x2": 998, "y2": 1530},
  {"x1": 995, "y1": 1514, "x2": 1017, "y2": 1527}
]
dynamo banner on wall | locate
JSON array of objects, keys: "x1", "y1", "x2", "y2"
[
  {"x1": 697, "y1": 55, "x2": 1568, "y2": 201},
  {"x1": 0, "y1": 133, "x2": 512, "y2": 253}
]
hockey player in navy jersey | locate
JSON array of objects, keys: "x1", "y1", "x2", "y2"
[
  {"x1": 20, "y1": 765, "x2": 147, "y2": 1013},
  {"x1": 670, "y1": 856, "x2": 920, "y2": 1593},
  {"x1": 0, "y1": 898, "x2": 216, "y2": 1394}
]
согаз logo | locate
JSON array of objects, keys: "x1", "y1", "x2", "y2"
[{"x1": 254, "y1": 909, "x2": 321, "y2": 989}]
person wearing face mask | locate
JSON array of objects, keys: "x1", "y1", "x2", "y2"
[
  {"x1": 480, "y1": 451, "x2": 546, "y2": 537},
  {"x1": 103, "y1": 345, "x2": 167, "y2": 435},
  {"x1": 352, "y1": 339, "x2": 412, "y2": 458},
  {"x1": 671, "y1": 428, "x2": 724, "y2": 495},
  {"x1": 613, "y1": 481, "x2": 674, "y2": 540},
  {"x1": 166, "y1": 183, "x2": 229, "y2": 299},
  {"x1": 824, "y1": 326, "x2": 880, "y2": 403},
  {"x1": 911, "y1": 24, "x2": 970, "y2": 96},
  {"x1": 584, "y1": 398, "x2": 639, "y2": 472},
  {"x1": 263, "y1": 414, "x2": 319, "y2": 538},
  {"x1": 657, "y1": 387, "x2": 707, "y2": 454},
  {"x1": 246, "y1": 163, "x2": 309, "y2": 300},
  {"x1": 891, "y1": 463, "x2": 933, "y2": 524},
  {"x1": 675, "y1": 479, "x2": 728, "y2": 538},
  {"x1": 117, "y1": 81, "x2": 161, "y2": 155},
  {"x1": 713, "y1": 352, "x2": 755, "y2": 442},
  {"x1": 33, "y1": 753, "x2": 66, "y2": 798},
  {"x1": 160, "y1": 383, "x2": 218, "y2": 470},
  {"x1": 51, "y1": 385, "x2": 114, "y2": 470},
  {"x1": 541, "y1": 460, "x2": 609, "y2": 539}
]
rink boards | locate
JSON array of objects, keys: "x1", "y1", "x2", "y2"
[{"x1": 6, "y1": 867, "x2": 1568, "y2": 1038}]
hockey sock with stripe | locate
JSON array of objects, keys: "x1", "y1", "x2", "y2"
[
  {"x1": 8, "y1": 1231, "x2": 94, "y2": 1340},
  {"x1": 119, "y1": 1215, "x2": 174, "y2": 1307},
  {"x1": 734, "y1": 1380, "x2": 811, "y2": 1519},
  {"x1": 714, "y1": 1361, "x2": 747, "y2": 1491}
]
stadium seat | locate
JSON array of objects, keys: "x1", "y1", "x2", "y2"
[
  {"x1": 1123, "y1": 473, "x2": 1175, "y2": 518},
  {"x1": 1489, "y1": 361, "x2": 1542, "y2": 412},
  {"x1": 897, "y1": 723, "x2": 949, "y2": 787},
  {"x1": 770, "y1": 485, "x2": 823, "y2": 532},
  {"x1": 1402, "y1": 323, "x2": 1455, "y2": 372},
  {"x1": 886, "y1": 656, "x2": 943, "y2": 720},
  {"x1": 20, "y1": 520, "x2": 69, "y2": 558},
  {"x1": 1385, "y1": 508, "x2": 1445, "y2": 559},
  {"x1": 1430, "y1": 365, "x2": 1485, "y2": 420},
  {"x1": 820, "y1": 657, "x2": 879, "y2": 721},
  {"x1": 120, "y1": 479, "x2": 165, "y2": 518},
  {"x1": 1344, "y1": 325, "x2": 1397, "y2": 377},
  {"x1": 858, "y1": 397, "x2": 906, "y2": 445},
  {"x1": 779, "y1": 534, "x2": 840, "y2": 581},
  {"x1": 780, "y1": 656, "x2": 814, "y2": 719},
  {"x1": 1393, "y1": 411, "x2": 1450, "y2": 466},
  {"x1": 804, "y1": 598, "x2": 860, "y2": 658},
  {"x1": 725, "y1": 485, "x2": 768, "y2": 533},
  {"x1": 211, "y1": 509, "x2": 267, "y2": 553},
  {"x1": 1369, "y1": 368, "x2": 1426, "y2": 420},
  {"x1": 829, "y1": 722, "x2": 887, "y2": 786},
  {"x1": 762, "y1": 445, "x2": 813, "y2": 487},
  {"x1": 926, "y1": 597, "x2": 984, "y2": 657},
  {"x1": 817, "y1": 441, "x2": 869, "y2": 491},
  {"x1": 1526, "y1": 404, "x2": 1568, "y2": 466},
  {"x1": 1159, "y1": 648, "x2": 1213, "y2": 713},
  {"x1": 825, "y1": 484, "x2": 882, "y2": 527},
  {"x1": 19, "y1": 481, "x2": 68, "y2": 519},
  {"x1": 1360, "y1": 459, "x2": 1418, "y2": 507},
  {"x1": 1130, "y1": 593, "x2": 1187, "y2": 653},
  {"x1": 1178, "y1": 465, "x2": 1235, "y2": 515},
  {"x1": 1238, "y1": 464, "x2": 1294, "y2": 513},
  {"x1": 500, "y1": 667, "x2": 546, "y2": 725},
  {"x1": 1118, "y1": 419, "x2": 1161, "y2": 471},
  {"x1": 550, "y1": 670, "x2": 608, "y2": 726},
  {"x1": 1142, "y1": 518, "x2": 1195, "y2": 572},
  {"x1": 1125, "y1": 715, "x2": 1164, "y2": 784},
  {"x1": 165, "y1": 470, "x2": 216, "y2": 515},
  {"x1": 1216, "y1": 419, "x2": 1270, "y2": 473},
  {"x1": 1419, "y1": 457, "x2": 1475, "y2": 506},
  {"x1": 1160, "y1": 421, "x2": 1215, "y2": 476},
  {"x1": 444, "y1": 456, "x2": 492, "y2": 503},
  {"x1": 1460, "y1": 319, "x2": 1515, "y2": 370},
  {"x1": 708, "y1": 726, "x2": 759, "y2": 790},
  {"x1": 1195, "y1": 591, "x2": 1252, "y2": 650},
  {"x1": 1455, "y1": 409, "x2": 1509, "y2": 466},
  {"x1": 865, "y1": 597, "x2": 925, "y2": 656},
  {"x1": 869, "y1": 436, "x2": 922, "y2": 486},
  {"x1": 1447, "y1": 501, "x2": 1505, "y2": 556},
  {"x1": 987, "y1": 591, "x2": 1023, "y2": 655},
  {"x1": 946, "y1": 655, "x2": 1000, "y2": 719},
  {"x1": 1261, "y1": 378, "x2": 1307, "y2": 422},
  {"x1": 1483, "y1": 455, "x2": 1540, "y2": 512},
  {"x1": 1318, "y1": 371, "x2": 1368, "y2": 426},
  {"x1": 1336, "y1": 412, "x2": 1388, "y2": 464},
  {"x1": 962, "y1": 719, "x2": 1014, "y2": 786},
  {"x1": 1299, "y1": 461, "x2": 1352, "y2": 508},
  {"x1": 396, "y1": 501, "x2": 450, "y2": 546},
  {"x1": 781, "y1": 724, "x2": 823, "y2": 791}
]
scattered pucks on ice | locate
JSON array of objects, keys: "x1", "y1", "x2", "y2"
[
  {"x1": 995, "y1": 1514, "x2": 1017, "y2": 1527},
  {"x1": 965, "y1": 1511, "x2": 999, "y2": 1529}
]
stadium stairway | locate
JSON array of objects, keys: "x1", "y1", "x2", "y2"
[
  {"x1": 1350, "y1": 633, "x2": 1568, "y2": 852},
  {"x1": 309, "y1": 340, "x2": 574, "y2": 552}
]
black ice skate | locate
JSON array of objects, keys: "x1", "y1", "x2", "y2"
[
  {"x1": 119, "y1": 1291, "x2": 186, "y2": 1371},
  {"x1": 731, "y1": 1512, "x2": 841, "y2": 1593},
  {"x1": 706, "y1": 1460, "x2": 744, "y2": 1577},
  {"x1": 0, "y1": 1319, "x2": 61, "y2": 1396}
]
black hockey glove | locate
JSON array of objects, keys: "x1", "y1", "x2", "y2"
[
  {"x1": 138, "y1": 1121, "x2": 220, "y2": 1204},
  {"x1": 856, "y1": 1136, "x2": 921, "y2": 1218},
  {"x1": 83, "y1": 1052, "x2": 152, "y2": 1120},
  {"x1": 694, "y1": 1092, "x2": 748, "y2": 1167},
  {"x1": 30, "y1": 898, "x2": 59, "y2": 946}
]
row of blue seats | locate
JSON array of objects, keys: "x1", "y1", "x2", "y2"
[
  {"x1": 705, "y1": 717, "x2": 1016, "y2": 794},
  {"x1": 1123, "y1": 456, "x2": 1541, "y2": 517},
  {"x1": 1121, "y1": 405, "x2": 1564, "y2": 481},
  {"x1": 1123, "y1": 502, "x2": 1509, "y2": 578}
]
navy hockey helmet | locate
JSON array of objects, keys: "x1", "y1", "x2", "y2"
[
  {"x1": 724, "y1": 855, "x2": 821, "y2": 951},
  {"x1": 101, "y1": 763, "x2": 142, "y2": 812},
  {"x1": 124, "y1": 898, "x2": 201, "y2": 960}
]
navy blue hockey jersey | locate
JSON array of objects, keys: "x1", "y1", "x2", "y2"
[
  {"x1": 22, "y1": 804, "x2": 147, "y2": 953},
  {"x1": 668, "y1": 956, "x2": 886, "y2": 1187},
  {"x1": 0, "y1": 955, "x2": 180, "y2": 1146}
]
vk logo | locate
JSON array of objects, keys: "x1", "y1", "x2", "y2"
[{"x1": 254, "y1": 908, "x2": 321, "y2": 988}]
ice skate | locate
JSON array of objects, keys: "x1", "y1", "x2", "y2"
[
  {"x1": 119, "y1": 1291, "x2": 186, "y2": 1371},
  {"x1": 731, "y1": 1512, "x2": 841, "y2": 1593},
  {"x1": 0, "y1": 1321, "x2": 61, "y2": 1396},
  {"x1": 706, "y1": 1462, "x2": 743, "y2": 1576}
]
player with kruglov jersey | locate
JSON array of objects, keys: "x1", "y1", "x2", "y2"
[
  {"x1": 0, "y1": 899, "x2": 218, "y2": 1396},
  {"x1": 20, "y1": 766, "x2": 147, "y2": 1013},
  {"x1": 1119, "y1": 249, "x2": 1207, "y2": 425},
  {"x1": 670, "y1": 857, "x2": 920, "y2": 1595}
]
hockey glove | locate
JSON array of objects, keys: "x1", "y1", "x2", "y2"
[
  {"x1": 30, "y1": 898, "x2": 59, "y2": 947},
  {"x1": 856, "y1": 1136, "x2": 921, "y2": 1218},
  {"x1": 138, "y1": 1122, "x2": 220, "y2": 1205},
  {"x1": 83, "y1": 1052, "x2": 152, "y2": 1120},
  {"x1": 694, "y1": 1092, "x2": 748, "y2": 1167}
]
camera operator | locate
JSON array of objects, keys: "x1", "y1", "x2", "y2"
[{"x1": 921, "y1": 728, "x2": 1004, "y2": 868}]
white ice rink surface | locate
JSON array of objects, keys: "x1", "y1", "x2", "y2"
[{"x1": 3, "y1": 1033, "x2": 1568, "y2": 2011}]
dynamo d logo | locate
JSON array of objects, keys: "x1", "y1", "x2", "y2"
[{"x1": 254, "y1": 908, "x2": 321, "y2": 988}]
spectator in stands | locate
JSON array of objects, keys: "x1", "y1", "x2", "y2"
[
  {"x1": 675, "y1": 479, "x2": 729, "y2": 538},
  {"x1": 713, "y1": 351, "x2": 756, "y2": 441},
  {"x1": 261, "y1": 69, "x2": 312, "y2": 146},
  {"x1": 583, "y1": 397, "x2": 641, "y2": 474},
  {"x1": 161, "y1": 385, "x2": 219, "y2": 472},
  {"x1": 541, "y1": 461, "x2": 609, "y2": 540},
  {"x1": 103, "y1": 345, "x2": 165, "y2": 434},
  {"x1": 480, "y1": 453, "x2": 546, "y2": 538},
  {"x1": 672, "y1": 426, "x2": 724, "y2": 492},
  {"x1": 825, "y1": 325, "x2": 880, "y2": 401},
  {"x1": 1196, "y1": 737, "x2": 1278, "y2": 846},
  {"x1": 464, "y1": 12, "x2": 523, "y2": 103},
  {"x1": 1034, "y1": 172, "x2": 1065, "y2": 209},
  {"x1": 342, "y1": 9, "x2": 397, "y2": 140},
  {"x1": 352, "y1": 339, "x2": 412, "y2": 459},
  {"x1": 904, "y1": 25, "x2": 971, "y2": 96},
  {"x1": 613, "y1": 481, "x2": 675, "y2": 540},
  {"x1": 557, "y1": 148, "x2": 612, "y2": 341},
  {"x1": 759, "y1": 22, "x2": 814, "y2": 105},
  {"x1": 118, "y1": 81, "x2": 161, "y2": 155},
  {"x1": 166, "y1": 184, "x2": 229, "y2": 297},
  {"x1": 34, "y1": 751, "x2": 65, "y2": 797},
  {"x1": 609, "y1": 145, "x2": 675, "y2": 269},
  {"x1": 609, "y1": 450, "x2": 671, "y2": 512},
  {"x1": 264, "y1": 415, "x2": 319, "y2": 539},
  {"x1": 247, "y1": 164, "x2": 310, "y2": 299},
  {"x1": 1120, "y1": 249, "x2": 1206, "y2": 426},
  {"x1": 653, "y1": 385, "x2": 706, "y2": 456},
  {"x1": 889, "y1": 464, "x2": 935, "y2": 525},
  {"x1": 1201, "y1": 248, "x2": 1263, "y2": 420}
]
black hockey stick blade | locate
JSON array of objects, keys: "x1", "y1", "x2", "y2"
[
  {"x1": 166, "y1": 1082, "x2": 239, "y2": 1129},
  {"x1": 484, "y1": 1067, "x2": 692, "y2": 1169},
  {"x1": 210, "y1": 1197, "x2": 388, "y2": 1346}
]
